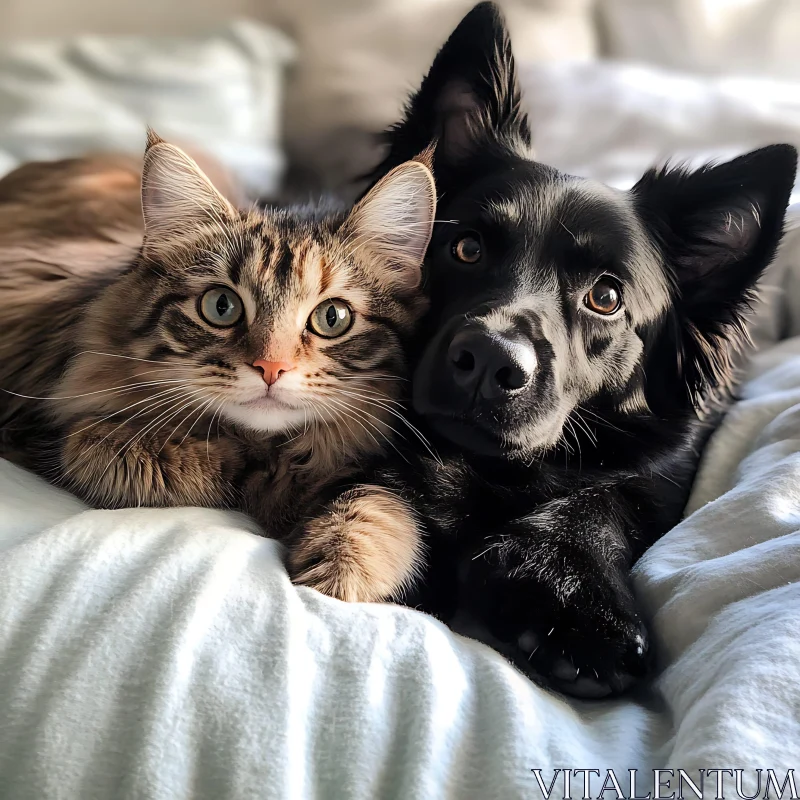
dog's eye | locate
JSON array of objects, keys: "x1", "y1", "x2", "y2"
[
  {"x1": 585, "y1": 277, "x2": 622, "y2": 315},
  {"x1": 452, "y1": 234, "x2": 482, "y2": 264}
]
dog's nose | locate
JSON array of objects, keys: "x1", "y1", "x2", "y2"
[
  {"x1": 253, "y1": 359, "x2": 295, "y2": 386},
  {"x1": 447, "y1": 330, "x2": 536, "y2": 399}
]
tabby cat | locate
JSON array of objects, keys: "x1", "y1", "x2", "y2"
[{"x1": 0, "y1": 133, "x2": 436, "y2": 597}]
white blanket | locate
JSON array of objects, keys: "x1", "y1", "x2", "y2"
[{"x1": 1, "y1": 213, "x2": 800, "y2": 797}]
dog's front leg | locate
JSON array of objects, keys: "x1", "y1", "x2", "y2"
[{"x1": 466, "y1": 486, "x2": 651, "y2": 698}]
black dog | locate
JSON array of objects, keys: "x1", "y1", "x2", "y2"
[{"x1": 290, "y1": 2, "x2": 797, "y2": 698}]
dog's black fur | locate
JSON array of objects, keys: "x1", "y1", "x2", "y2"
[{"x1": 302, "y1": 3, "x2": 798, "y2": 697}]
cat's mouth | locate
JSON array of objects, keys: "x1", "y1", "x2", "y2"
[
  {"x1": 224, "y1": 388, "x2": 309, "y2": 433},
  {"x1": 241, "y1": 391, "x2": 297, "y2": 411}
]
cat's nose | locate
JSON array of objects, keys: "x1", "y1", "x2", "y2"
[{"x1": 253, "y1": 360, "x2": 295, "y2": 386}]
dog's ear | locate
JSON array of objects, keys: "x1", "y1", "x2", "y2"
[
  {"x1": 373, "y1": 2, "x2": 530, "y2": 178},
  {"x1": 634, "y1": 144, "x2": 797, "y2": 402}
]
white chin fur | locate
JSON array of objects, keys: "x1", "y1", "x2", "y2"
[{"x1": 223, "y1": 402, "x2": 309, "y2": 433}]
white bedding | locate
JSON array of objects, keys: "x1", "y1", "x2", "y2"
[{"x1": 1, "y1": 215, "x2": 800, "y2": 797}]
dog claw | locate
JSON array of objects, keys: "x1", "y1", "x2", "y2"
[
  {"x1": 561, "y1": 676, "x2": 614, "y2": 699},
  {"x1": 518, "y1": 631, "x2": 539, "y2": 652},
  {"x1": 551, "y1": 657, "x2": 579, "y2": 682}
]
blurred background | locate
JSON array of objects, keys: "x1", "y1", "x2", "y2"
[{"x1": 0, "y1": 0, "x2": 797, "y2": 201}]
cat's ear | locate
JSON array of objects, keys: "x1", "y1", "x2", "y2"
[
  {"x1": 370, "y1": 2, "x2": 530, "y2": 180},
  {"x1": 141, "y1": 129, "x2": 235, "y2": 254},
  {"x1": 343, "y1": 157, "x2": 436, "y2": 290},
  {"x1": 634, "y1": 144, "x2": 797, "y2": 401}
]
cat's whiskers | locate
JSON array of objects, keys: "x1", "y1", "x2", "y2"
[
  {"x1": 60, "y1": 390, "x2": 202, "y2": 494},
  {"x1": 4, "y1": 377, "x2": 192, "y2": 403},
  {"x1": 336, "y1": 405, "x2": 365, "y2": 459},
  {"x1": 68, "y1": 389, "x2": 199, "y2": 463},
  {"x1": 323, "y1": 396, "x2": 384, "y2": 452},
  {"x1": 64, "y1": 384, "x2": 194, "y2": 438},
  {"x1": 325, "y1": 393, "x2": 407, "y2": 445},
  {"x1": 67, "y1": 387, "x2": 204, "y2": 471},
  {"x1": 278, "y1": 420, "x2": 311, "y2": 448},
  {"x1": 295, "y1": 373, "x2": 421, "y2": 459},
  {"x1": 333, "y1": 384, "x2": 406, "y2": 406},
  {"x1": 176, "y1": 396, "x2": 218, "y2": 449},
  {"x1": 334, "y1": 406, "x2": 354, "y2": 456},
  {"x1": 336, "y1": 375, "x2": 407, "y2": 383},
  {"x1": 332, "y1": 374, "x2": 409, "y2": 399},
  {"x1": 305, "y1": 398, "x2": 348, "y2": 457},
  {"x1": 90, "y1": 393, "x2": 196, "y2": 488},
  {"x1": 321, "y1": 372, "x2": 440, "y2": 462},
  {"x1": 124, "y1": 366, "x2": 196, "y2": 378},
  {"x1": 335, "y1": 387, "x2": 442, "y2": 465},
  {"x1": 336, "y1": 397, "x2": 409, "y2": 445},
  {"x1": 205, "y1": 397, "x2": 227, "y2": 462},
  {"x1": 5, "y1": 382, "x2": 172, "y2": 403},
  {"x1": 153, "y1": 391, "x2": 215, "y2": 454},
  {"x1": 302, "y1": 398, "x2": 314, "y2": 462},
  {"x1": 326, "y1": 396, "x2": 413, "y2": 464},
  {"x1": 85, "y1": 388, "x2": 213, "y2": 496},
  {"x1": 304, "y1": 384, "x2": 404, "y2": 413},
  {"x1": 72, "y1": 350, "x2": 186, "y2": 367}
]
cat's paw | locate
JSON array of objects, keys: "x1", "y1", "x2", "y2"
[
  {"x1": 287, "y1": 486, "x2": 424, "y2": 603},
  {"x1": 62, "y1": 419, "x2": 244, "y2": 508}
]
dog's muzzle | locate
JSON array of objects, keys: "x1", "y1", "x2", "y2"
[
  {"x1": 413, "y1": 320, "x2": 539, "y2": 453},
  {"x1": 446, "y1": 327, "x2": 537, "y2": 400}
]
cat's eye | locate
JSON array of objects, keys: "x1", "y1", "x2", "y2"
[
  {"x1": 308, "y1": 299, "x2": 353, "y2": 339},
  {"x1": 584, "y1": 277, "x2": 622, "y2": 316},
  {"x1": 199, "y1": 287, "x2": 244, "y2": 328},
  {"x1": 452, "y1": 233, "x2": 482, "y2": 264}
]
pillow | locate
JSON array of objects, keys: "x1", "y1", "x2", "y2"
[
  {"x1": 0, "y1": 21, "x2": 294, "y2": 198},
  {"x1": 518, "y1": 60, "x2": 800, "y2": 203},
  {"x1": 599, "y1": 0, "x2": 800, "y2": 78},
  {"x1": 265, "y1": 0, "x2": 597, "y2": 193}
]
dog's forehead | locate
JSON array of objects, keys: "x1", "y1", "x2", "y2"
[
  {"x1": 487, "y1": 173, "x2": 636, "y2": 247},
  {"x1": 484, "y1": 171, "x2": 669, "y2": 320}
]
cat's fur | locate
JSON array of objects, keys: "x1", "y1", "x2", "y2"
[
  {"x1": 0, "y1": 133, "x2": 436, "y2": 594},
  {"x1": 0, "y1": 154, "x2": 145, "y2": 464}
]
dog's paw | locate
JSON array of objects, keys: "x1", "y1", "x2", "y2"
[
  {"x1": 511, "y1": 617, "x2": 650, "y2": 698},
  {"x1": 465, "y1": 563, "x2": 651, "y2": 699}
]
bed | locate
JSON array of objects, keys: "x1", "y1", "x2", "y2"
[
  {"x1": 2, "y1": 219, "x2": 800, "y2": 793},
  {"x1": 2, "y1": 14, "x2": 800, "y2": 798}
]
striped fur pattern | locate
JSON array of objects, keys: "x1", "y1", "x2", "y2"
[
  {"x1": 0, "y1": 134, "x2": 436, "y2": 548},
  {"x1": 0, "y1": 154, "x2": 145, "y2": 464}
]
